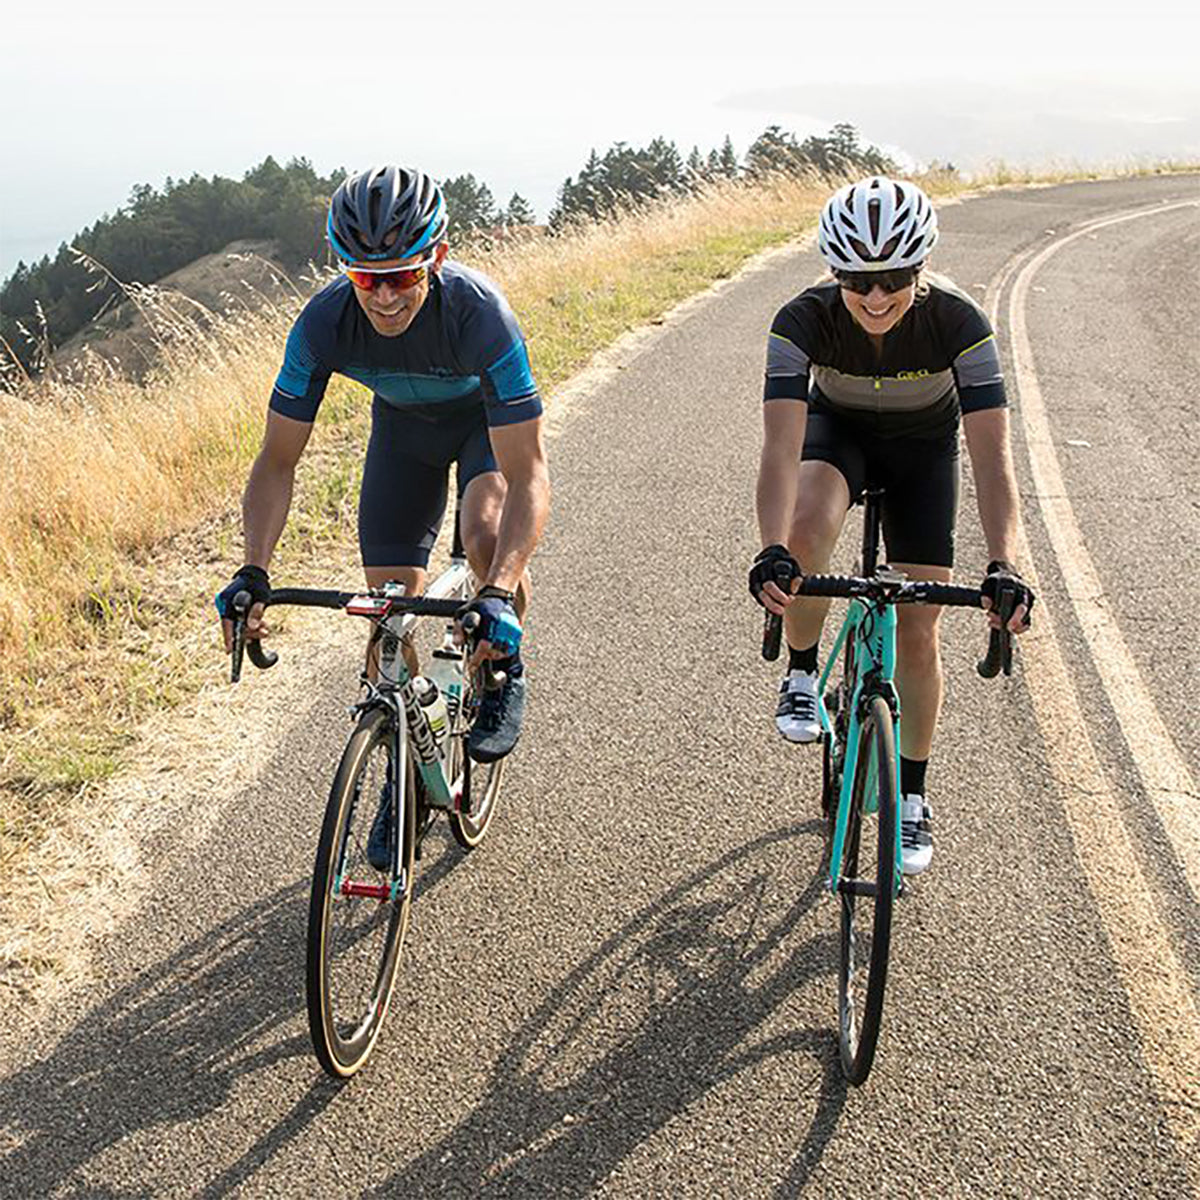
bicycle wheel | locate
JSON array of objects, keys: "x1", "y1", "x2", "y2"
[
  {"x1": 836, "y1": 693, "x2": 897, "y2": 1085},
  {"x1": 448, "y1": 671, "x2": 504, "y2": 850},
  {"x1": 306, "y1": 705, "x2": 416, "y2": 1078}
]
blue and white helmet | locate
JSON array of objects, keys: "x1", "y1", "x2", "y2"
[
  {"x1": 327, "y1": 165, "x2": 448, "y2": 263},
  {"x1": 818, "y1": 176, "x2": 938, "y2": 271}
]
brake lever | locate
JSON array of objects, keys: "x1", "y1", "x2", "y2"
[
  {"x1": 457, "y1": 609, "x2": 507, "y2": 691},
  {"x1": 977, "y1": 590, "x2": 1016, "y2": 679},
  {"x1": 229, "y1": 589, "x2": 279, "y2": 683},
  {"x1": 762, "y1": 610, "x2": 782, "y2": 661}
]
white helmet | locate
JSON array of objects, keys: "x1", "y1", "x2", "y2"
[{"x1": 818, "y1": 176, "x2": 938, "y2": 271}]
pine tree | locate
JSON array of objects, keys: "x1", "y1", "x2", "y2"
[
  {"x1": 719, "y1": 135, "x2": 740, "y2": 179},
  {"x1": 503, "y1": 193, "x2": 537, "y2": 226},
  {"x1": 440, "y1": 174, "x2": 498, "y2": 239}
]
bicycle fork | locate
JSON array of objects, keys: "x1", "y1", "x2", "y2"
[{"x1": 825, "y1": 602, "x2": 904, "y2": 899}]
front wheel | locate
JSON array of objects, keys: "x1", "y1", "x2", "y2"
[
  {"x1": 836, "y1": 693, "x2": 897, "y2": 1085},
  {"x1": 306, "y1": 705, "x2": 416, "y2": 1078}
]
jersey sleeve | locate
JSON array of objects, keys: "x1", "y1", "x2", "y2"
[
  {"x1": 763, "y1": 303, "x2": 814, "y2": 403},
  {"x1": 459, "y1": 286, "x2": 543, "y2": 427},
  {"x1": 944, "y1": 295, "x2": 1007, "y2": 414},
  {"x1": 269, "y1": 301, "x2": 333, "y2": 423}
]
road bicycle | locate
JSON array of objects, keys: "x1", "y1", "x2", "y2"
[
  {"x1": 228, "y1": 517, "x2": 504, "y2": 1078},
  {"x1": 762, "y1": 488, "x2": 1014, "y2": 1085}
]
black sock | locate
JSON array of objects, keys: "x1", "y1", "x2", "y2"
[
  {"x1": 900, "y1": 756, "x2": 927, "y2": 797},
  {"x1": 788, "y1": 644, "x2": 818, "y2": 674}
]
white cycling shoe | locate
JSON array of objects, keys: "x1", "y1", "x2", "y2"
[
  {"x1": 900, "y1": 794, "x2": 933, "y2": 876},
  {"x1": 775, "y1": 670, "x2": 821, "y2": 744}
]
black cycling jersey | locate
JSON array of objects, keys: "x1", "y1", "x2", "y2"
[{"x1": 764, "y1": 278, "x2": 1006, "y2": 438}]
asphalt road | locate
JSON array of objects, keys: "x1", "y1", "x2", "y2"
[{"x1": 2, "y1": 175, "x2": 1197, "y2": 1198}]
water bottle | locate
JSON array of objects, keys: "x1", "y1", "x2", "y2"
[
  {"x1": 414, "y1": 676, "x2": 449, "y2": 748},
  {"x1": 426, "y1": 632, "x2": 465, "y2": 725}
]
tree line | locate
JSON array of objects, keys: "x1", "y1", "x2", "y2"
[
  {"x1": 1, "y1": 124, "x2": 896, "y2": 375},
  {"x1": 547, "y1": 122, "x2": 894, "y2": 225}
]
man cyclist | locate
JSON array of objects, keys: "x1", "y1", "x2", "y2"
[
  {"x1": 749, "y1": 175, "x2": 1033, "y2": 876},
  {"x1": 217, "y1": 164, "x2": 550, "y2": 775}
]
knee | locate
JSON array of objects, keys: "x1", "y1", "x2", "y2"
[
  {"x1": 787, "y1": 505, "x2": 841, "y2": 567},
  {"x1": 896, "y1": 614, "x2": 941, "y2": 665},
  {"x1": 462, "y1": 523, "x2": 496, "y2": 571}
]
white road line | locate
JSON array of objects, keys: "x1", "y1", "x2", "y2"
[
  {"x1": 985, "y1": 200, "x2": 1200, "y2": 1155},
  {"x1": 1010, "y1": 201, "x2": 1200, "y2": 900}
]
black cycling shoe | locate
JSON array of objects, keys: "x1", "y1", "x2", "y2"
[
  {"x1": 366, "y1": 781, "x2": 393, "y2": 873},
  {"x1": 468, "y1": 671, "x2": 526, "y2": 763}
]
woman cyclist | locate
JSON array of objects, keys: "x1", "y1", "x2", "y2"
[{"x1": 748, "y1": 176, "x2": 1033, "y2": 875}]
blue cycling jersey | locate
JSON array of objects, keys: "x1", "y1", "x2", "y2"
[{"x1": 269, "y1": 261, "x2": 542, "y2": 427}]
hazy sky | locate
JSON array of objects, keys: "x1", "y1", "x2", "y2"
[{"x1": 2, "y1": 0, "x2": 1198, "y2": 282}]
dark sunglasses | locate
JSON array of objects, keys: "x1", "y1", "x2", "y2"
[
  {"x1": 835, "y1": 267, "x2": 919, "y2": 295},
  {"x1": 344, "y1": 255, "x2": 436, "y2": 292}
]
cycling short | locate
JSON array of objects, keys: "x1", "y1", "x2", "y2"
[
  {"x1": 802, "y1": 406, "x2": 960, "y2": 567},
  {"x1": 358, "y1": 397, "x2": 498, "y2": 568}
]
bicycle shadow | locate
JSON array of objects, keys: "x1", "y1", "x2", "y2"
[
  {"x1": 0, "y1": 880, "x2": 338, "y2": 1199},
  {"x1": 367, "y1": 821, "x2": 848, "y2": 1198}
]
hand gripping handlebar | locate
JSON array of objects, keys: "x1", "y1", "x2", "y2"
[
  {"x1": 760, "y1": 573, "x2": 1015, "y2": 679},
  {"x1": 228, "y1": 587, "x2": 506, "y2": 689}
]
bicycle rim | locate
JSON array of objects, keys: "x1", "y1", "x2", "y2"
[
  {"x1": 837, "y1": 693, "x2": 897, "y2": 1085},
  {"x1": 448, "y1": 674, "x2": 504, "y2": 850},
  {"x1": 306, "y1": 706, "x2": 415, "y2": 1078}
]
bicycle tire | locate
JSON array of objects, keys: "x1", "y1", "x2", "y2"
[
  {"x1": 306, "y1": 705, "x2": 416, "y2": 1078},
  {"x1": 836, "y1": 693, "x2": 897, "y2": 1085},
  {"x1": 448, "y1": 671, "x2": 504, "y2": 850}
]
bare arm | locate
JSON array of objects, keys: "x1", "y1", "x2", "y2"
[
  {"x1": 963, "y1": 406, "x2": 1032, "y2": 633},
  {"x1": 756, "y1": 400, "x2": 807, "y2": 548},
  {"x1": 243, "y1": 409, "x2": 314, "y2": 569},
  {"x1": 219, "y1": 410, "x2": 313, "y2": 651},
  {"x1": 962, "y1": 407, "x2": 1020, "y2": 566},
  {"x1": 484, "y1": 415, "x2": 551, "y2": 592}
]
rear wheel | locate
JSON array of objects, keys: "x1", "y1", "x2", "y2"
[
  {"x1": 448, "y1": 670, "x2": 504, "y2": 849},
  {"x1": 306, "y1": 705, "x2": 415, "y2": 1078},
  {"x1": 836, "y1": 693, "x2": 897, "y2": 1086}
]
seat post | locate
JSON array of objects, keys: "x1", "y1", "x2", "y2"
[
  {"x1": 860, "y1": 488, "x2": 885, "y2": 576},
  {"x1": 450, "y1": 500, "x2": 465, "y2": 560}
]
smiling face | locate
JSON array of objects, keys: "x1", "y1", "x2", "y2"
[
  {"x1": 839, "y1": 277, "x2": 917, "y2": 337},
  {"x1": 348, "y1": 241, "x2": 449, "y2": 337}
]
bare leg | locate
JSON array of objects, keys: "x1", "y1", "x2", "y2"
[
  {"x1": 891, "y1": 562, "x2": 951, "y2": 761},
  {"x1": 784, "y1": 460, "x2": 852, "y2": 654}
]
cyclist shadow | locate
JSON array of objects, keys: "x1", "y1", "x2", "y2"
[
  {"x1": 368, "y1": 821, "x2": 849, "y2": 1198},
  {"x1": 0, "y1": 879, "x2": 339, "y2": 1200},
  {"x1": 411, "y1": 819, "x2": 476, "y2": 902}
]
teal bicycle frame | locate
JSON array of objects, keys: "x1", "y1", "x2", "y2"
[
  {"x1": 817, "y1": 595, "x2": 903, "y2": 898},
  {"x1": 758, "y1": 486, "x2": 1002, "y2": 1084}
]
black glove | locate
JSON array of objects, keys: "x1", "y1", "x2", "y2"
[
  {"x1": 749, "y1": 544, "x2": 802, "y2": 608},
  {"x1": 980, "y1": 560, "x2": 1034, "y2": 628},
  {"x1": 215, "y1": 564, "x2": 271, "y2": 619}
]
